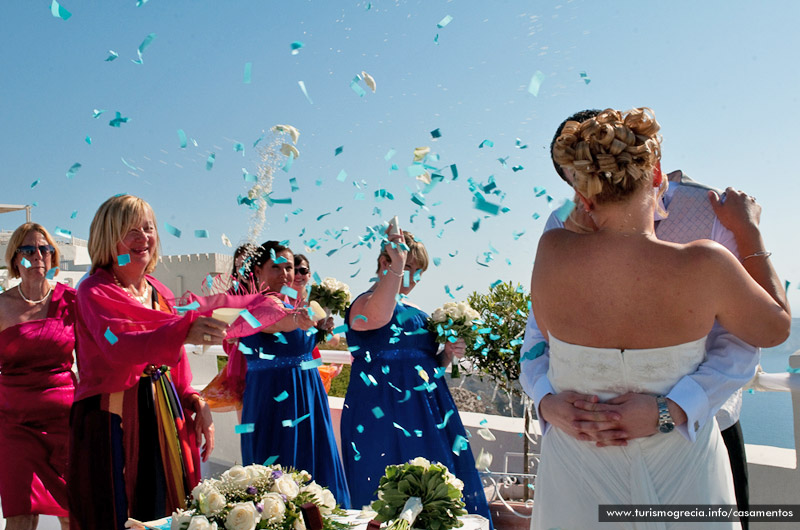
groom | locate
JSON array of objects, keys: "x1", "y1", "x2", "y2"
[{"x1": 521, "y1": 109, "x2": 761, "y2": 528}]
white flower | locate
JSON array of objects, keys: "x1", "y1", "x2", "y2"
[
  {"x1": 293, "y1": 517, "x2": 307, "y2": 530},
  {"x1": 260, "y1": 492, "x2": 287, "y2": 524},
  {"x1": 245, "y1": 464, "x2": 270, "y2": 480},
  {"x1": 222, "y1": 464, "x2": 252, "y2": 489},
  {"x1": 225, "y1": 502, "x2": 261, "y2": 530},
  {"x1": 187, "y1": 516, "x2": 217, "y2": 530},
  {"x1": 301, "y1": 480, "x2": 324, "y2": 503},
  {"x1": 431, "y1": 308, "x2": 447, "y2": 322},
  {"x1": 171, "y1": 509, "x2": 194, "y2": 530},
  {"x1": 444, "y1": 303, "x2": 460, "y2": 319},
  {"x1": 445, "y1": 471, "x2": 464, "y2": 491},
  {"x1": 191, "y1": 483, "x2": 226, "y2": 516},
  {"x1": 272, "y1": 474, "x2": 300, "y2": 500},
  {"x1": 318, "y1": 488, "x2": 337, "y2": 515},
  {"x1": 409, "y1": 457, "x2": 431, "y2": 469}
]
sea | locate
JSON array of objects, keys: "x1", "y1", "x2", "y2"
[{"x1": 739, "y1": 318, "x2": 800, "y2": 449}]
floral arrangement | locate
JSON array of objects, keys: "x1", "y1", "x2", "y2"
[
  {"x1": 427, "y1": 301, "x2": 481, "y2": 377},
  {"x1": 371, "y1": 457, "x2": 466, "y2": 530},
  {"x1": 308, "y1": 277, "x2": 351, "y2": 318},
  {"x1": 170, "y1": 464, "x2": 347, "y2": 530}
]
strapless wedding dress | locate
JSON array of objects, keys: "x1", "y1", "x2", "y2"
[{"x1": 531, "y1": 336, "x2": 739, "y2": 530}]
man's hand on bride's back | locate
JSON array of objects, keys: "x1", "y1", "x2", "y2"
[{"x1": 540, "y1": 391, "x2": 624, "y2": 444}]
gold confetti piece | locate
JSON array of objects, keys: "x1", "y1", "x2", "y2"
[
  {"x1": 417, "y1": 368, "x2": 429, "y2": 382},
  {"x1": 413, "y1": 146, "x2": 430, "y2": 162},
  {"x1": 272, "y1": 124, "x2": 300, "y2": 144},
  {"x1": 221, "y1": 233, "x2": 232, "y2": 247},
  {"x1": 361, "y1": 71, "x2": 376, "y2": 92},
  {"x1": 280, "y1": 143, "x2": 300, "y2": 159},
  {"x1": 477, "y1": 427, "x2": 496, "y2": 441}
]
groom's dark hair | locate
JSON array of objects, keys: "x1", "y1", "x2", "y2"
[{"x1": 550, "y1": 109, "x2": 602, "y2": 183}]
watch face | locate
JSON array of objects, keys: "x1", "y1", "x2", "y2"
[{"x1": 659, "y1": 423, "x2": 675, "y2": 434}]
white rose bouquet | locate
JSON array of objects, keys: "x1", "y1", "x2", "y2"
[
  {"x1": 371, "y1": 457, "x2": 466, "y2": 530},
  {"x1": 427, "y1": 301, "x2": 481, "y2": 377},
  {"x1": 308, "y1": 277, "x2": 351, "y2": 318},
  {"x1": 171, "y1": 464, "x2": 348, "y2": 530}
]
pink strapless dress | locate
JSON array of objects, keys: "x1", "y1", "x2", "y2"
[{"x1": 0, "y1": 283, "x2": 76, "y2": 518}]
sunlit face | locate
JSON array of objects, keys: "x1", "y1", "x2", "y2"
[
  {"x1": 255, "y1": 250, "x2": 294, "y2": 293},
  {"x1": 292, "y1": 258, "x2": 310, "y2": 290},
  {"x1": 16, "y1": 231, "x2": 53, "y2": 281},
  {"x1": 116, "y1": 213, "x2": 157, "y2": 273}
]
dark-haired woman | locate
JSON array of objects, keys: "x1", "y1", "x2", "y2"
[{"x1": 228, "y1": 241, "x2": 350, "y2": 507}]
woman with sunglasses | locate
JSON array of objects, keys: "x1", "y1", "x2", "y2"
[
  {"x1": 0, "y1": 224, "x2": 74, "y2": 530},
  {"x1": 291, "y1": 254, "x2": 311, "y2": 303}
]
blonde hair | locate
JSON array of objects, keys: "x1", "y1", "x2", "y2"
[
  {"x1": 88, "y1": 195, "x2": 160, "y2": 274},
  {"x1": 4, "y1": 223, "x2": 61, "y2": 279},
  {"x1": 552, "y1": 108, "x2": 661, "y2": 204},
  {"x1": 376, "y1": 231, "x2": 429, "y2": 273}
]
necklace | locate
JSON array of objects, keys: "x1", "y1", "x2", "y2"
[
  {"x1": 113, "y1": 274, "x2": 151, "y2": 306},
  {"x1": 18, "y1": 283, "x2": 52, "y2": 304}
]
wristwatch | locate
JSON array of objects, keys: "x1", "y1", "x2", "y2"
[{"x1": 656, "y1": 396, "x2": 675, "y2": 433}]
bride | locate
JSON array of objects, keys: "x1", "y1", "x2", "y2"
[{"x1": 529, "y1": 108, "x2": 790, "y2": 529}]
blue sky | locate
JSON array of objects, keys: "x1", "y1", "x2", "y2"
[{"x1": 2, "y1": 0, "x2": 799, "y2": 311}]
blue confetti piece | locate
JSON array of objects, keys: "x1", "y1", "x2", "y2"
[
  {"x1": 105, "y1": 50, "x2": 118, "y2": 62},
  {"x1": 520, "y1": 341, "x2": 547, "y2": 362},
  {"x1": 177, "y1": 129, "x2": 187, "y2": 148},
  {"x1": 431, "y1": 128, "x2": 442, "y2": 138},
  {"x1": 206, "y1": 153, "x2": 215, "y2": 170},
  {"x1": 512, "y1": 165, "x2": 524, "y2": 172},
  {"x1": 54, "y1": 227, "x2": 72, "y2": 238},
  {"x1": 173, "y1": 301, "x2": 200, "y2": 313},
  {"x1": 121, "y1": 157, "x2": 137, "y2": 171},
  {"x1": 117, "y1": 254, "x2": 131, "y2": 266},
  {"x1": 194, "y1": 229, "x2": 209, "y2": 238},
  {"x1": 92, "y1": 109, "x2": 106, "y2": 119},
  {"x1": 282, "y1": 151, "x2": 294, "y2": 173},
  {"x1": 282, "y1": 413, "x2": 311, "y2": 428},
  {"x1": 263, "y1": 455, "x2": 279, "y2": 466},
  {"x1": 337, "y1": 169, "x2": 347, "y2": 182},
  {"x1": 490, "y1": 279, "x2": 502, "y2": 289},
  {"x1": 381, "y1": 365, "x2": 391, "y2": 375},
  {"x1": 437, "y1": 14, "x2": 453, "y2": 28},
  {"x1": 31, "y1": 179, "x2": 40, "y2": 188},
  {"x1": 351, "y1": 442, "x2": 361, "y2": 461},
  {"x1": 109, "y1": 111, "x2": 130, "y2": 127},
  {"x1": 273, "y1": 332, "x2": 288, "y2": 345},
  {"x1": 384, "y1": 149, "x2": 396, "y2": 161},
  {"x1": 350, "y1": 76, "x2": 367, "y2": 97},
  {"x1": 528, "y1": 70, "x2": 546, "y2": 97},
  {"x1": 164, "y1": 223, "x2": 181, "y2": 238},
  {"x1": 398, "y1": 390, "x2": 411, "y2": 403},
  {"x1": 580, "y1": 71, "x2": 591, "y2": 84},
  {"x1": 243, "y1": 62, "x2": 252, "y2": 84},
  {"x1": 334, "y1": 145, "x2": 344, "y2": 156},
  {"x1": 85, "y1": 136, "x2": 91, "y2": 144},
  {"x1": 393, "y1": 422, "x2": 412, "y2": 437},
  {"x1": 554, "y1": 199, "x2": 576, "y2": 222},
  {"x1": 235, "y1": 423, "x2": 255, "y2": 434},
  {"x1": 437, "y1": 409, "x2": 454, "y2": 429},
  {"x1": 332, "y1": 324, "x2": 349, "y2": 334},
  {"x1": 239, "y1": 309, "x2": 261, "y2": 328},
  {"x1": 357, "y1": 424, "x2": 364, "y2": 433},
  {"x1": 434, "y1": 367, "x2": 446, "y2": 378},
  {"x1": 298, "y1": 81, "x2": 313, "y2": 104},
  {"x1": 50, "y1": 0, "x2": 72, "y2": 20},
  {"x1": 274, "y1": 391, "x2": 289, "y2": 402},
  {"x1": 406, "y1": 164, "x2": 427, "y2": 178},
  {"x1": 259, "y1": 351, "x2": 275, "y2": 360},
  {"x1": 104, "y1": 327, "x2": 118, "y2": 345},
  {"x1": 20, "y1": 258, "x2": 31, "y2": 269},
  {"x1": 452, "y1": 434, "x2": 469, "y2": 455},
  {"x1": 787, "y1": 366, "x2": 800, "y2": 374},
  {"x1": 45, "y1": 267, "x2": 59, "y2": 279},
  {"x1": 300, "y1": 358, "x2": 323, "y2": 370},
  {"x1": 478, "y1": 139, "x2": 494, "y2": 148},
  {"x1": 290, "y1": 41, "x2": 304, "y2": 54},
  {"x1": 354, "y1": 314, "x2": 368, "y2": 324},
  {"x1": 360, "y1": 371, "x2": 378, "y2": 386},
  {"x1": 234, "y1": 143, "x2": 245, "y2": 156},
  {"x1": 280, "y1": 285, "x2": 298, "y2": 299},
  {"x1": 66, "y1": 163, "x2": 82, "y2": 179},
  {"x1": 372, "y1": 406, "x2": 384, "y2": 419}
]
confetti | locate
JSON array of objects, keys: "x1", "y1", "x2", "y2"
[
  {"x1": 452, "y1": 434, "x2": 469, "y2": 455},
  {"x1": 133, "y1": 33, "x2": 156, "y2": 64},
  {"x1": 45, "y1": 267, "x2": 59, "y2": 280},
  {"x1": 31, "y1": 179, "x2": 40, "y2": 188},
  {"x1": 235, "y1": 423, "x2": 255, "y2": 434},
  {"x1": 70, "y1": 210, "x2": 78, "y2": 219},
  {"x1": 221, "y1": 234, "x2": 232, "y2": 247},
  {"x1": 50, "y1": 0, "x2": 72, "y2": 21},
  {"x1": 105, "y1": 50, "x2": 118, "y2": 62},
  {"x1": 92, "y1": 109, "x2": 106, "y2": 119},
  {"x1": 361, "y1": 71, "x2": 376, "y2": 92},
  {"x1": 104, "y1": 327, "x2": 118, "y2": 345},
  {"x1": 437, "y1": 15, "x2": 453, "y2": 28},
  {"x1": 337, "y1": 169, "x2": 347, "y2": 182},
  {"x1": 66, "y1": 163, "x2": 82, "y2": 179},
  {"x1": 436, "y1": 409, "x2": 454, "y2": 429},
  {"x1": 384, "y1": 149, "x2": 396, "y2": 161},
  {"x1": 282, "y1": 413, "x2": 310, "y2": 428},
  {"x1": 520, "y1": 341, "x2": 547, "y2": 362},
  {"x1": 554, "y1": 199, "x2": 576, "y2": 222},
  {"x1": 351, "y1": 442, "x2": 361, "y2": 461},
  {"x1": 108, "y1": 112, "x2": 129, "y2": 127},
  {"x1": 350, "y1": 75, "x2": 366, "y2": 97},
  {"x1": 393, "y1": 422, "x2": 412, "y2": 437},
  {"x1": 117, "y1": 254, "x2": 130, "y2": 266},
  {"x1": 85, "y1": 136, "x2": 91, "y2": 144},
  {"x1": 478, "y1": 140, "x2": 494, "y2": 148},
  {"x1": 290, "y1": 41, "x2": 304, "y2": 55},
  {"x1": 263, "y1": 455, "x2": 279, "y2": 466},
  {"x1": 298, "y1": 81, "x2": 313, "y2": 104},
  {"x1": 335, "y1": 145, "x2": 344, "y2": 156},
  {"x1": 194, "y1": 230, "x2": 209, "y2": 238},
  {"x1": 243, "y1": 62, "x2": 252, "y2": 84},
  {"x1": 430, "y1": 128, "x2": 441, "y2": 138},
  {"x1": 280, "y1": 285, "x2": 298, "y2": 299},
  {"x1": 282, "y1": 151, "x2": 295, "y2": 173},
  {"x1": 300, "y1": 358, "x2": 323, "y2": 370},
  {"x1": 20, "y1": 258, "x2": 32, "y2": 269},
  {"x1": 121, "y1": 158, "x2": 138, "y2": 171},
  {"x1": 371, "y1": 406, "x2": 384, "y2": 419},
  {"x1": 528, "y1": 70, "x2": 546, "y2": 97},
  {"x1": 164, "y1": 223, "x2": 181, "y2": 238},
  {"x1": 206, "y1": 153, "x2": 215, "y2": 170},
  {"x1": 580, "y1": 71, "x2": 591, "y2": 84},
  {"x1": 54, "y1": 227, "x2": 72, "y2": 238},
  {"x1": 239, "y1": 309, "x2": 261, "y2": 328}
]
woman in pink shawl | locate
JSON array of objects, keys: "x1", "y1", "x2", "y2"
[
  {"x1": 0, "y1": 224, "x2": 74, "y2": 530},
  {"x1": 67, "y1": 195, "x2": 286, "y2": 530}
]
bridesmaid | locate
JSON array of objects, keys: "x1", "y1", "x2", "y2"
[
  {"x1": 341, "y1": 230, "x2": 492, "y2": 526},
  {"x1": 228, "y1": 240, "x2": 350, "y2": 507},
  {"x1": 0, "y1": 224, "x2": 74, "y2": 530}
]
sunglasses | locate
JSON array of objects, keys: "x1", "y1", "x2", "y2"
[
  {"x1": 16, "y1": 245, "x2": 55, "y2": 257},
  {"x1": 296, "y1": 267, "x2": 310, "y2": 275}
]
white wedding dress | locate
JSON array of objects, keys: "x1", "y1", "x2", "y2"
[{"x1": 531, "y1": 335, "x2": 739, "y2": 530}]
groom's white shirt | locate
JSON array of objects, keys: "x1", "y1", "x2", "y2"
[{"x1": 520, "y1": 179, "x2": 759, "y2": 442}]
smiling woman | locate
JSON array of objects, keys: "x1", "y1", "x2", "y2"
[{"x1": 0, "y1": 223, "x2": 74, "y2": 530}]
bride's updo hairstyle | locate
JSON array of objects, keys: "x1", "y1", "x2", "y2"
[{"x1": 552, "y1": 108, "x2": 661, "y2": 204}]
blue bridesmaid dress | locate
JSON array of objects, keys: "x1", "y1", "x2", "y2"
[
  {"x1": 239, "y1": 307, "x2": 350, "y2": 508},
  {"x1": 342, "y1": 296, "x2": 492, "y2": 526}
]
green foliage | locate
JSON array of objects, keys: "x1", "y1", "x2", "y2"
[{"x1": 465, "y1": 281, "x2": 531, "y2": 397}]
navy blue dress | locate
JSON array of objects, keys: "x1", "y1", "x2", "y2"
[
  {"x1": 342, "y1": 296, "x2": 492, "y2": 525},
  {"x1": 239, "y1": 309, "x2": 350, "y2": 508}
]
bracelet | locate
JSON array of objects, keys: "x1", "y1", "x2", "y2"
[
  {"x1": 383, "y1": 268, "x2": 404, "y2": 278},
  {"x1": 742, "y1": 250, "x2": 772, "y2": 262}
]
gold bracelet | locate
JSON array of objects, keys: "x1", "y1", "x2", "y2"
[
  {"x1": 742, "y1": 250, "x2": 772, "y2": 262},
  {"x1": 383, "y1": 268, "x2": 404, "y2": 278}
]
